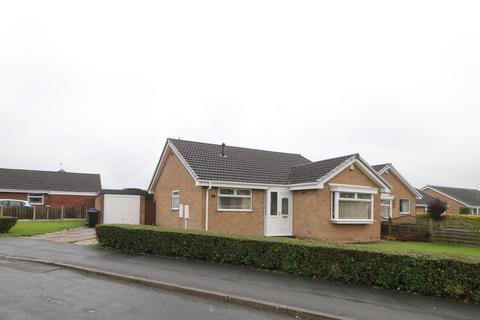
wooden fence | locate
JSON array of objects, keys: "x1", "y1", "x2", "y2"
[
  {"x1": 0, "y1": 206, "x2": 87, "y2": 220},
  {"x1": 382, "y1": 214, "x2": 480, "y2": 245}
]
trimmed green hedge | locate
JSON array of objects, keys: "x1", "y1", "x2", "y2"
[
  {"x1": 96, "y1": 225, "x2": 480, "y2": 303},
  {"x1": 0, "y1": 216, "x2": 18, "y2": 233}
]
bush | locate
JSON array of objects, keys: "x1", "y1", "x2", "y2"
[
  {"x1": 0, "y1": 216, "x2": 18, "y2": 233},
  {"x1": 460, "y1": 207, "x2": 472, "y2": 215},
  {"x1": 427, "y1": 198, "x2": 448, "y2": 220},
  {"x1": 96, "y1": 225, "x2": 480, "y2": 303}
]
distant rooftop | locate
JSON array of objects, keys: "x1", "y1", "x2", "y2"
[{"x1": 0, "y1": 168, "x2": 101, "y2": 193}]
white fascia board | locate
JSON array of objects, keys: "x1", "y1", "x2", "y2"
[
  {"x1": 0, "y1": 188, "x2": 96, "y2": 196},
  {"x1": 288, "y1": 182, "x2": 323, "y2": 191},
  {"x1": 383, "y1": 165, "x2": 423, "y2": 199},
  {"x1": 48, "y1": 191, "x2": 97, "y2": 196},
  {"x1": 329, "y1": 183, "x2": 378, "y2": 194},
  {"x1": 196, "y1": 180, "x2": 288, "y2": 190},
  {"x1": 421, "y1": 186, "x2": 471, "y2": 207},
  {"x1": 148, "y1": 141, "x2": 200, "y2": 192}
]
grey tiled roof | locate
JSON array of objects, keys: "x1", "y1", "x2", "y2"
[
  {"x1": 288, "y1": 154, "x2": 357, "y2": 184},
  {"x1": 169, "y1": 139, "x2": 311, "y2": 184},
  {"x1": 416, "y1": 189, "x2": 436, "y2": 206},
  {"x1": 0, "y1": 168, "x2": 101, "y2": 193},
  {"x1": 425, "y1": 185, "x2": 480, "y2": 206},
  {"x1": 372, "y1": 163, "x2": 390, "y2": 172}
]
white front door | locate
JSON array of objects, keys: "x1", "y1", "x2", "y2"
[{"x1": 265, "y1": 189, "x2": 293, "y2": 236}]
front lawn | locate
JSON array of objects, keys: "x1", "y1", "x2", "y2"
[
  {"x1": 4, "y1": 219, "x2": 86, "y2": 237},
  {"x1": 354, "y1": 241, "x2": 480, "y2": 261}
]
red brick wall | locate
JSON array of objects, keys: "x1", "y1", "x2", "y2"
[
  {"x1": 0, "y1": 193, "x2": 28, "y2": 201},
  {"x1": 0, "y1": 192, "x2": 94, "y2": 207},
  {"x1": 45, "y1": 195, "x2": 95, "y2": 207}
]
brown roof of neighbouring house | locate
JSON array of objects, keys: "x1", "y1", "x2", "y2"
[
  {"x1": 423, "y1": 185, "x2": 480, "y2": 207},
  {"x1": 0, "y1": 168, "x2": 101, "y2": 193}
]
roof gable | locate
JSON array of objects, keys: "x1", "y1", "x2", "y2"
[
  {"x1": 288, "y1": 154, "x2": 356, "y2": 184},
  {"x1": 0, "y1": 168, "x2": 101, "y2": 193},
  {"x1": 422, "y1": 185, "x2": 480, "y2": 207},
  {"x1": 373, "y1": 164, "x2": 422, "y2": 199}
]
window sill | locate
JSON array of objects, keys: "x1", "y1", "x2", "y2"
[
  {"x1": 171, "y1": 208, "x2": 179, "y2": 211},
  {"x1": 399, "y1": 212, "x2": 411, "y2": 215},
  {"x1": 331, "y1": 219, "x2": 374, "y2": 225},
  {"x1": 217, "y1": 209, "x2": 252, "y2": 213}
]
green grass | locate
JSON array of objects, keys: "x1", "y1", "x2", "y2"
[
  {"x1": 354, "y1": 241, "x2": 480, "y2": 261},
  {"x1": 4, "y1": 219, "x2": 86, "y2": 237}
]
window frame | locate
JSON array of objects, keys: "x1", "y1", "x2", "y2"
[
  {"x1": 217, "y1": 188, "x2": 252, "y2": 212},
  {"x1": 28, "y1": 194, "x2": 44, "y2": 205},
  {"x1": 380, "y1": 199, "x2": 392, "y2": 219},
  {"x1": 399, "y1": 198, "x2": 411, "y2": 214},
  {"x1": 331, "y1": 191, "x2": 375, "y2": 224},
  {"x1": 171, "y1": 190, "x2": 180, "y2": 211}
]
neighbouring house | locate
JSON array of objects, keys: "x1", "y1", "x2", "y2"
[
  {"x1": 415, "y1": 189, "x2": 436, "y2": 213},
  {"x1": 421, "y1": 185, "x2": 480, "y2": 214},
  {"x1": 371, "y1": 164, "x2": 422, "y2": 218},
  {"x1": 95, "y1": 189, "x2": 148, "y2": 225},
  {"x1": 0, "y1": 168, "x2": 101, "y2": 207},
  {"x1": 148, "y1": 139, "x2": 392, "y2": 242}
]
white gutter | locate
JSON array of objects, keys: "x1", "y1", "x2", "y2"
[{"x1": 205, "y1": 181, "x2": 212, "y2": 231}]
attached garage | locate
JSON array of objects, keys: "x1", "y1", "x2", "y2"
[{"x1": 95, "y1": 189, "x2": 148, "y2": 225}]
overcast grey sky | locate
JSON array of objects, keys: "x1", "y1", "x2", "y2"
[{"x1": 1, "y1": 1, "x2": 479, "y2": 190}]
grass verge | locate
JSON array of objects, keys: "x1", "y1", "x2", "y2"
[{"x1": 3, "y1": 219, "x2": 86, "y2": 237}]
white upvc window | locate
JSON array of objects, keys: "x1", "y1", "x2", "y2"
[
  {"x1": 399, "y1": 199, "x2": 410, "y2": 214},
  {"x1": 218, "y1": 188, "x2": 252, "y2": 211},
  {"x1": 28, "y1": 193, "x2": 44, "y2": 205},
  {"x1": 171, "y1": 190, "x2": 180, "y2": 210},
  {"x1": 381, "y1": 199, "x2": 392, "y2": 219},
  {"x1": 331, "y1": 191, "x2": 374, "y2": 224}
]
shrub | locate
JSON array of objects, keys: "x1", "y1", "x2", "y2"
[
  {"x1": 427, "y1": 198, "x2": 448, "y2": 220},
  {"x1": 0, "y1": 216, "x2": 18, "y2": 233},
  {"x1": 96, "y1": 225, "x2": 480, "y2": 303},
  {"x1": 460, "y1": 207, "x2": 472, "y2": 215}
]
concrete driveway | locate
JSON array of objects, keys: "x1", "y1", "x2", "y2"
[{"x1": 31, "y1": 227, "x2": 97, "y2": 245}]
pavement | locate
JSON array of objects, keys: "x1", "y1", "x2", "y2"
[
  {"x1": 0, "y1": 258, "x2": 290, "y2": 320},
  {"x1": 0, "y1": 237, "x2": 479, "y2": 320},
  {"x1": 31, "y1": 226, "x2": 97, "y2": 245}
]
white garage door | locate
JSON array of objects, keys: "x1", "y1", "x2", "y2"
[{"x1": 103, "y1": 194, "x2": 140, "y2": 225}]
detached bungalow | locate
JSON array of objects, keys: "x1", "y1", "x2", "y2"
[
  {"x1": 371, "y1": 164, "x2": 422, "y2": 218},
  {"x1": 421, "y1": 185, "x2": 480, "y2": 214},
  {"x1": 148, "y1": 139, "x2": 392, "y2": 242},
  {"x1": 0, "y1": 168, "x2": 101, "y2": 207}
]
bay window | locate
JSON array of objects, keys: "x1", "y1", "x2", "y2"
[
  {"x1": 218, "y1": 188, "x2": 252, "y2": 211},
  {"x1": 330, "y1": 186, "x2": 376, "y2": 224}
]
